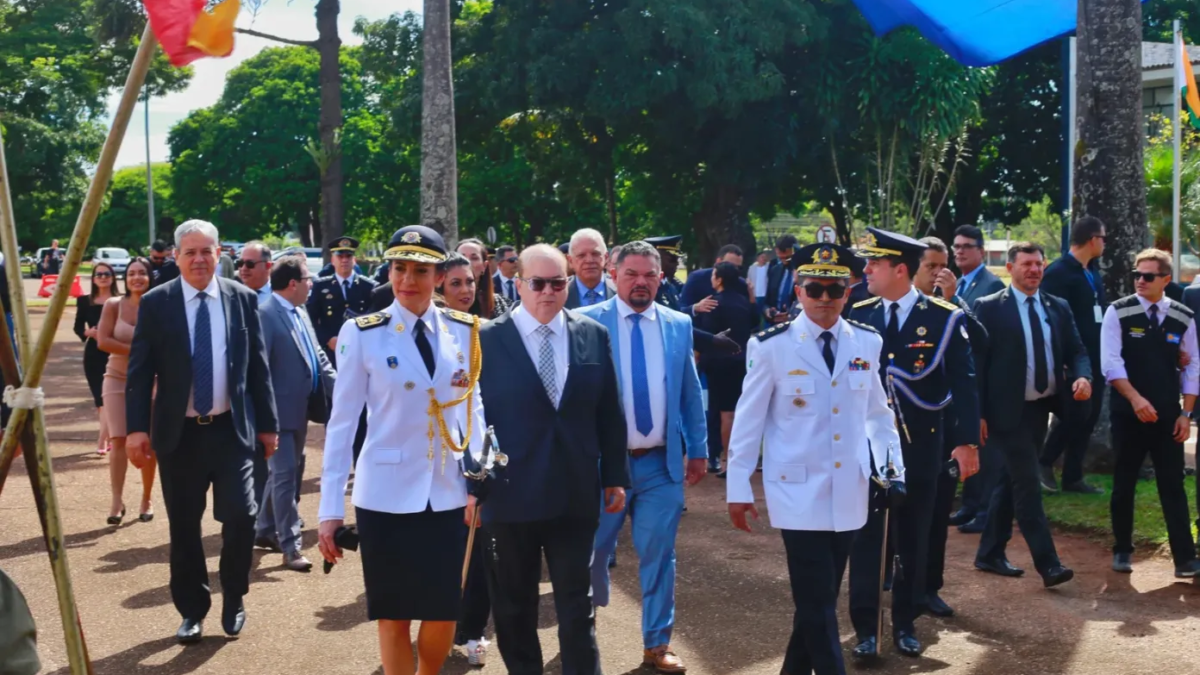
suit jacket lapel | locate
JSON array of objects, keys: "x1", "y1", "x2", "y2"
[
  {"x1": 791, "y1": 324, "x2": 830, "y2": 377},
  {"x1": 275, "y1": 300, "x2": 313, "y2": 372},
  {"x1": 496, "y1": 314, "x2": 554, "y2": 408},
  {"x1": 1003, "y1": 289, "x2": 1027, "y2": 364},
  {"x1": 219, "y1": 279, "x2": 236, "y2": 384},
  {"x1": 598, "y1": 304, "x2": 624, "y2": 399},
  {"x1": 434, "y1": 314, "x2": 459, "y2": 385},
  {"x1": 169, "y1": 281, "x2": 193, "y2": 386},
  {"x1": 830, "y1": 321, "x2": 854, "y2": 379},
  {"x1": 561, "y1": 311, "x2": 588, "y2": 405}
]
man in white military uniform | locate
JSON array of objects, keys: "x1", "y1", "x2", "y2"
[{"x1": 727, "y1": 243, "x2": 903, "y2": 675}]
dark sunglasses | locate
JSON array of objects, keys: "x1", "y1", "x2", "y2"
[
  {"x1": 1093, "y1": 234, "x2": 1108, "y2": 241},
  {"x1": 502, "y1": 256, "x2": 518, "y2": 264},
  {"x1": 522, "y1": 276, "x2": 568, "y2": 292},
  {"x1": 1133, "y1": 272, "x2": 1167, "y2": 282},
  {"x1": 801, "y1": 282, "x2": 847, "y2": 300},
  {"x1": 234, "y1": 259, "x2": 268, "y2": 270},
  {"x1": 93, "y1": 271, "x2": 114, "y2": 279}
]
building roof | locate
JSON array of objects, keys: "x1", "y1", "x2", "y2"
[{"x1": 1143, "y1": 41, "x2": 1200, "y2": 70}]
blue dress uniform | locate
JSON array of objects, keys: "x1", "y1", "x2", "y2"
[
  {"x1": 727, "y1": 243, "x2": 903, "y2": 675},
  {"x1": 646, "y1": 235, "x2": 686, "y2": 312},
  {"x1": 846, "y1": 229, "x2": 979, "y2": 659},
  {"x1": 318, "y1": 226, "x2": 485, "y2": 622},
  {"x1": 307, "y1": 236, "x2": 378, "y2": 368}
]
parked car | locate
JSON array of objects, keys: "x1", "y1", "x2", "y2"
[
  {"x1": 273, "y1": 247, "x2": 324, "y2": 275},
  {"x1": 92, "y1": 247, "x2": 132, "y2": 277}
]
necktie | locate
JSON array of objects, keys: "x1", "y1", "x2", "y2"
[
  {"x1": 885, "y1": 302, "x2": 901, "y2": 356},
  {"x1": 629, "y1": 314, "x2": 654, "y2": 436},
  {"x1": 415, "y1": 319, "x2": 436, "y2": 378},
  {"x1": 192, "y1": 291, "x2": 213, "y2": 416},
  {"x1": 585, "y1": 288, "x2": 600, "y2": 306},
  {"x1": 1028, "y1": 297, "x2": 1048, "y2": 394},
  {"x1": 819, "y1": 331, "x2": 836, "y2": 375},
  {"x1": 293, "y1": 308, "x2": 320, "y2": 393},
  {"x1": 506, "y1": 279, "x2": 515, "y2": 301},
  {"x1": 1148, "y1": 303, "x2": 1160, "y2": 332},
  {"x1": 342, "y1": 278, "x2": 350, "y2": 301},
  {"x1": 956, "y1": 277, "x2": 966, "y2": 296},
  {"x1": 536, "y1": 324, "x2": 559, "y2": 404},
  {"x1": 778, "y1": 270, "x2": 792, "y2": 310}
]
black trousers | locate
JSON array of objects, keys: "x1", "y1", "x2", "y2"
[
  {"x1": 1111, "y1": 413, "x2": 1196, "y2": 565},
  {"x1": 1042, "y1": 373, "x2": 1104, "y2": 484},
  {"x1": 487, "y1": 517, "x2": 601, "y2": 675},
  {"x1": 456, "y1": 524, "x2": 494, "y2": 643},
  {"x1": 157, "y1": 414, "x2": 258, "y2": 621},
  {"x1": 849, "y1": 477, "x2": 936, "y2": 637},
  {"x1": 781, "y1": 529, "x2": 854, "y2": 675},
  {"x1": 927, "y1": 467, "x2": 958, "y2": 594},
  {"x1": 958, "y1": 438, "x2": 1002, "y2": 519},
  {"x1": 976, "y1": 398, "x2": 1061, "y2": 575}
]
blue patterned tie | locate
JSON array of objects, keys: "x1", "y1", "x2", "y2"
[
  {"x1": 585, "y1": 288, "x2": 600, "y2": 306},
  {"x1": 293, "y1": 308, "x2": 320, "y2": 393},
  {"x1": 629, "y1": 314, "x2": 653, "y2": 437},
  {"x1": 192, "y1": 291, "x2": 213, "y2": 415}
]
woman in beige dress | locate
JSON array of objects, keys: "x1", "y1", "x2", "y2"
[{"x1": 96, "y1": 257, "x2": 157, "y2": 525}]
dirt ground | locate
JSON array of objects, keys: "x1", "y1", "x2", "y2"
[{"x1": 3, "y1": 304, "x2": 1200, "y2": 675}]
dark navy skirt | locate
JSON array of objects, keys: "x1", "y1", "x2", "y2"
[{"x1": 356, "y1": 504, "x2": 466, "y2": 621}]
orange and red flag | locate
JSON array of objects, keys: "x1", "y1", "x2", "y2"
[{"x1": 144, "y1": 0, "x2": 240, "y2": 67}]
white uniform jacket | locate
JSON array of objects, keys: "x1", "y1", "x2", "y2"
[
  {"x1": 726, "y1": 315, "x2": 903, "y2": 532},
  {"x1": 318, "y1": 299, "x2": 485, "y2": 522}
]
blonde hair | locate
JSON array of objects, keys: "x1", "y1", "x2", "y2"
[{"x1": 1134, "y1": 248, "x2": 1172, "y2": 276}]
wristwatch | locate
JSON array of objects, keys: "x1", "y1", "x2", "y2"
[{"x1": 1184, "y1": 411, "x2": 1194, "y2": 420}]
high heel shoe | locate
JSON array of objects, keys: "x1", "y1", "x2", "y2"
[
  {"x1": 139, "y1": 509, "x2": 154, "y2": 522},
  {"x1": 106, "y1": 506, "x2": 126, "y2": 526}
]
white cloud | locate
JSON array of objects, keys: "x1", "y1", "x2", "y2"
[{"x1": 110, "y1": 0, "x2": 416, "y2": 169}]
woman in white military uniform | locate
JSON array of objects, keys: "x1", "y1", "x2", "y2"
[
  {"x1": 317, "y1": 225, "x2": 485, "y2": 675},
  {"x1": 726, "y1": 243, "x2": 903, "y2": 675}
]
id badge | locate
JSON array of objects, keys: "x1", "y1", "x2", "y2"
[{"x1": 1094, "y1": 305, "x2": 1103, "y2": 323}]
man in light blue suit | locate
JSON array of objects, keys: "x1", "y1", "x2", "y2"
[{"x1": 579, "y1": 240, "x2": 708, "y2": 674}]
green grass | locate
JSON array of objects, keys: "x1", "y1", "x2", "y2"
[{"x1": 1042, "y1": 472, "x2": 1198, "y2": 548}]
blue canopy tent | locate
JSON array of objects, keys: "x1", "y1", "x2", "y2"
[{"x1": 851, "y1": 0, "x2": 1150, "y2": 67}]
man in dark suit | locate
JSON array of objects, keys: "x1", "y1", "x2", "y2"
[
  {"x1": 493, "y1": 244, "x2": 520, "y2": 304},
  {"x1": 761, "y1": 234, "x2": 798, "y2": 323},
  {"x1": 125, "y1": 220, "x2": 279, "y2": 644},
  {"x1": 971, "y1": 242, "x2": 1090, "y2": 589},
  {"x1": 565, "y1": 228, "x2": 617, "y2": 310},
  {"x1": 307, "y1": 236, "x2": 377, "y2": 368},
  {"x1": 679, "y1": 244, "x2": 744, "y2": 315},
  {"x1": 841, "y1": 255, "x2": 871, "y2": 318},
  {"x1": 1039, "y1": 216, "x2": 1107, "y2": 495},
  {"x1": 952, "y1": 225, "x2": 1005, "y2": 306},
  {"x1": 479, "y1": 243, "x2": 629, "y2": 675}
]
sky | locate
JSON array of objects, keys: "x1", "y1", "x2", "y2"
[{"x1": 110, "y1": 0, "x2": 421, "y2": 170}]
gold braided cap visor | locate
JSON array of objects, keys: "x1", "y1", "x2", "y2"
[
  {"x1": 795, "y1": 264, "x2": 850, "y2": 279},
  {"x1": 384, "y1": 245, "x2": 446, "y2": 264}
]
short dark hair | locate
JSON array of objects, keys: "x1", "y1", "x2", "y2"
[
  {"x1": 270, "y1": 255, "x2": 307, "y2": 291},
  {"x1": 1007, "y1": 241, "x2": 1045, "y2": 263},
  {"x1": 441, "y1": 251, "x2": 471, "y2": 274},
  {"x1": 496, "y1": 244, "x2": 515, "y2": 258},
  {"x1": 774, "y1": 235, "x2": 797, "y2": 252},
  {"x1": 712, "y1": 261, "x2": 740, "y2": 289},
  {"x1": 919, "y1": 236, "x2": 948, "y2": 255},
  {"x1": 953, "y1": 225, "x2": 984, "y2": 247},
  {"x1": 882, "y1": 254, "x2": 920, "y2": 280},
  {"x1": 717, "y1": 244, "x2": 743, "y2": 260},
  {"x1": 616, "y1": 240, "x2": 660, "y2": 268},
  {"x1": 151, "y1": 240, "x2": 169, "y2": 254},
  {"x1": 1070, "y1": 216, "x2": 1105, "y2": 247}
]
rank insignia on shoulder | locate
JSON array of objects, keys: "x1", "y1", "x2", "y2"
[
  {"x1": 443, "y1": 308, "x2": 477, "y2": 326},
  {"x1": 849, "y1": 358, "x2": 870, "y2": 371},
  {"x1": 845, "y1": 318, "x2": 878, "y2": 334},
  {"x1": 927, "y1": 296, "x2": 959, "y2": 312},
  {"x1": 755, "y1": 322, "x2": 789, "y2": 341},
  {"x1": 354, "y1": 311, "x2": 390, "y2": 330},
  {"x1": 853, "y1": 296, "x2": 881, "y2": 309}
]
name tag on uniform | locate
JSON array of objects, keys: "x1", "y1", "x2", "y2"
[
  {"x1": 1167, "y1": 332, "x2": 1182, "y2": 344},
  {"x1": 1129, "y1": 327, "x2": 1145, "y2": 338},
  {"x1": 1094, "y1": 305, "x2": 1103, "y2": 323}
]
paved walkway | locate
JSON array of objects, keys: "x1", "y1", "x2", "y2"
[{"x1": 2, "y1": 307, "x2": 1199, "y2": 674}]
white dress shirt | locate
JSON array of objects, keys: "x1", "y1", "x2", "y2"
[
  {"x1": 395, "y1": 302, "x2": 441, "y2": 364},
  {"x1": 1010, "y1": 286, "x2": 1057, "y2": 399},
  {"x1": 497, "y1": 272, "x2": 517, "y2": 302},
  {"x1": 800, "y1": 312, "x2": 840, "y2": 369},
  {"x1": 1101, "y1": 295, "x2": 1200, "y2": 396},
  {"x1": 335, "y1": 272, "x2": 353, "y2": 299},
  {"x1": 182, "y1": 277, "x2": 229, "y2": 417},
  {"x1": 882, "y1": 286, "x2": 921, "y2": 330},
  {"x1": 511, "y1": 305, "x2": 569, "y2": 406},
  {"x1": 615, "y1": 298, "x2": 667, "y2": 449},
  {"x1": 255, "y1": 285, "x2": 271, "y2": 305}
]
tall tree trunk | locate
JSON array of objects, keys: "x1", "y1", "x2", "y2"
[
  {"x1": 605, "y1": 175, "x2": 617, "y2": 244},
  {"x1": 420, "y1": 0, "x2": 459, "y2": 245},
  {"x1": 315, "y1": 0, "x2": 344, "y2": 262},
  {"x1": 690, "y1": 184, "x2": 756, "y2": 270},
  {"x1": 1074, "y1": 0, "x2": 1145, "y2": 468}
]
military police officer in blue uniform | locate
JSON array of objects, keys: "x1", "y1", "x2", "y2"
[
  {"x1": 308, "y1": 236, "x2": 378, "y2": 367},
  {"x1": 846, "y1": 228, "x2": 981, "y2": 660},
  {"x1": 646, "y1": 235, "x2": 685, "y2": 311}
]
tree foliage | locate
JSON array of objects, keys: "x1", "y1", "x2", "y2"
[{"x1": 93, "y1": 163, "x2": 179, "y2": 249}]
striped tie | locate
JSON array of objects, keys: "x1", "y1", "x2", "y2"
[
  {"x1": 192, "y1": 291, "x2": 213, "y2": 415},
  {"x1": 536, "y1": 324, "x2": 558, "y2": 405}
]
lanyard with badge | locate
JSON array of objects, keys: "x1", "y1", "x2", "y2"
[{"x1": 1078, "y1": 255, "x2": 1102, "y2": 323}]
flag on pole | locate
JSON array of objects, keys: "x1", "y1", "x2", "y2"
[
  {"x1": 144, "y1": 0, "x2": 240, "y2": 67},
  {"x1": 1181, "y1": 35, "x2": 1200, "y2": 130}
]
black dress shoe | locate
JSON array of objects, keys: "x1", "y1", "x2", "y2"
[
  {"x1": 958, "y1": 515, "x2": 987, "y2": 534},
  {"x1": 975, "y1": 557, "x2": 1025, "y2": 577},
  {"x1": 948, "y1": 508, "x2": 975, "y2": 527},
  {"x1": 851, "y1": 636, "x2": 878, "y2": 660},
  {"x1": 1174, "y1": 559, "x2": 1200, "y2": 578},
  {"x1": 254, "y1": 536, "x2": 281, "y2": 553},
  {"x1": 176, "y1": 618, "x2": 202, "y2": 644},
  {"x1": 1038, "y1": 465, "x2": 1058, "y2": 493},
  {"x1": 1112, "y1": 553, "x2": 1133, "y2": 573},
  {"x1": 222, "y1": 601, "x2": 246, "y2": 637},
  {"x1": 927, "y1": 593, "x2": 954, "y2": 617},
  {"x1": 1061, "y1": 480, "x2": 1105, "y2": 495},
  {"x1": 1042, "y1": 565, "x2": 1074, "y2": 588},
  {"x1": 893, "y1": 631, "x2": 921, "y2": 657}
]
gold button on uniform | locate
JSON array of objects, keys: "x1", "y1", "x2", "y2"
[
  {"x1": 834, "y1": 461, "x2": 842, "y2": 468},
  {"x1": 831, "y1": 380, "x2": 838, "y2": 387},
  {"x1": 832, "y1": 407, "x2": 839, "y2": 414},
  {"x1": 834, "y1": 434, "x2": 841, "y2": 441}
]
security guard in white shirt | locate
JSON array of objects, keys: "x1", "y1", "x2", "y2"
[
  {"x1": 317, "y1": 225, "x2": 485, "y2": 675},
  {"x1": 727, "y1": 243, "x2": 903, "y2": 675}
]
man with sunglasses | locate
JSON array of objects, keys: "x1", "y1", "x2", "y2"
[
  {"x1": 148, "y1": 240, "x2": 181, "y2": 285},
  {"x1": 492, "y1": 244, "x2": 520, "y2": 304},
  {"x1": 846, "y1": 228, "x2": 980, "y2": 661},
  {"x1": 1102, "y1": 249, "x2": 1200, "y2": 578},
  {"x1": 727, "y1": 243, "x2": 902, "y2": 675},
  {"x1": 308, "y1": 236, "x2": 378, "y2": 368},
  {"x1": 236, "y1": 241, "x2": 274, "y2": 305}
]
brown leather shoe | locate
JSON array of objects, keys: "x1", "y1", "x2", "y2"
[{"x1": 643, "y1": 645, "x2": 686, "y2": 673}]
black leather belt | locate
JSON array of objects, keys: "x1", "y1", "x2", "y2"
[
  {"x1": 185, "y1": 411, "x2": 231, "y2": 426},
  {"x1": 629, "y1": 445, "x2": 665, "y2": 459}
]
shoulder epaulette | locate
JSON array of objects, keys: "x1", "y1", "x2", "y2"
[
  {"x1": 354, "y1": 311, "x2": 390, "y2": 330},
  {"x1": 853, "y1": 296, "x2": 882, "y2": 309},
  {"x1": 753, "y1": 321, "x2": 790, "y2": 342},
  {"x1": 845, "y1": 318, "x2": 878, "y2": 334},
  {"x1": 443, "y1": 308, "x2": 478, "y2": 326},
  {"x1": 927, "y1": 296, "x2": 960, "y2": 312}
]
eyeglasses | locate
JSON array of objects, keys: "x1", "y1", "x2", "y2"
[
  {"x1": 93, "y1": 272, "x2": 114, "y2": 279},
  {"x1": 1094, "y1": 234, "x2": 1108, "y2": 241},
  {"x1": 801, "y1": 282, "x2": 847, "y2": 300},
  {"x1": 522, "y1": 276, "x2": 568, "y2": 292},
  {"x1": 1133, "y1": 272, "x2": 1167, "y2": 282},
  {"x1": 952, "y1": 243, "x2": 980, "y2": 251},
  {"x1": 235, "y1": 259, "x2": 268, "y2": 270}
]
